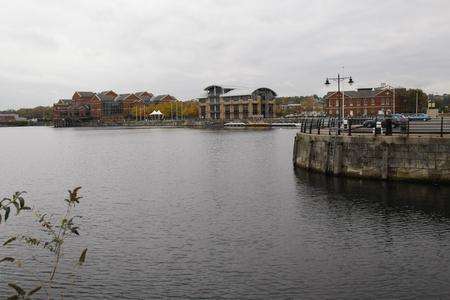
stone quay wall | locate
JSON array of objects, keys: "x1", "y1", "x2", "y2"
[{"x1": 293, "y1": 133, "x2": 450, "y2": 183}]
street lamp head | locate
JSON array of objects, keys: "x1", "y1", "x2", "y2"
[
  {"x1": 348, "y1": 76, "x2": 354, "y2": 85},
  {"x1": 325, "y1": 78, "x2": 330, "y2": 85}
]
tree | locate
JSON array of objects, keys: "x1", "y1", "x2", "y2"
[
  {"x1": 1, "y1": 188, "x2": 87, "y2": 299},
  {"x1": 395, "y1": 89, "x2": 428, "y2": 113}
]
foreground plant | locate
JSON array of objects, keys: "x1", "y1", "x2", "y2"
[{"x1": 0, "y1": 187, "x2": 88, "y2": 299}]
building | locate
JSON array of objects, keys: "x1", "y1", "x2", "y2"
[
  {"x1": 198, "y1": 85, "x2": 277, "y2": 120},
  {"x1": 150, "y1": 94, "x2": 177, "y2": 103},
  {"x1": 279, "y1": 96, "x2": 324, "y2": 116},
  {"x1": 52, "y1": 90, "x2": 176, "y2": 126},
  {"x1": 324, "y1": 87, "x2": 394, "y2": 117},
  {"x1": 0, "y1": 113, "x2": 26, "y2": 123}
]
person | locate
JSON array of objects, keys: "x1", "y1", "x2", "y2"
[{"x1": 385, "y1": 109, "x2": 393, "y2": 136}]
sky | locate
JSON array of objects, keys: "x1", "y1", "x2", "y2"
[{"x1": 1, "y1": 0, "x2": 450, "y2": 109}]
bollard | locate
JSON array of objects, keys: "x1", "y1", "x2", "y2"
[{"x1": 374, "y1": 119, "x2": 382, "y2": 135}]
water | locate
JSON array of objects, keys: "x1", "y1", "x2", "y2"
[{"x1": 1, "y1": 127, "x2": 450, "y2": 299}]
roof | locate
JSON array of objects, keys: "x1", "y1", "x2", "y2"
[
  {"x1": 57, "y1": 99, "x2": 72, "y2": 105},
  {"x1": 222, "y1": 87, "x2": 277, "y2": 98},
  {"x1": 95, "y1": 93, "x2": 115, "y2": 102},
  {"x1": 114, "y1": 94, "x2": 132, "y2": 102},
  {"x1": 135, "y1": 91, "x2": 154, "y2": 103},
  {"x1": 151, "y1": 94, "x2": 172, "y2": 102},
  {"x1": 221, "y1": 88, "x2": 253, "y2": 97},
  {"x1": 75, "y1": 91, "x2": 95, "y2": 98}
]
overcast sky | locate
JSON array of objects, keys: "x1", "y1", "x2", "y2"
[{"x1": 1, "y1": 0, "x2": 449, "y2": 109}]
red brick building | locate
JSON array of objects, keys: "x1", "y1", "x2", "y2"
[
  {"x1": 53, "y1": 90, "x2": 176, "y2": 126},
  {"x1": 324, "y1": 88, "x2": 394, "y2": 117}
]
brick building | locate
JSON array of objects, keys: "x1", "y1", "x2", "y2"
[
  {"x1": 53, "y1": 90, "x2": 175, "y2": 126},
  {"x1": 324, "y1": 88, "x2": 394, "y2": 117},
  {"x1": 198, "y1": 85, "x2": 277, "y2": 120}
]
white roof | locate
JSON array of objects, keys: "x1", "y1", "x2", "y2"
[{"x1": 150, "y1": 110, "x2": 163, "y2": 115}]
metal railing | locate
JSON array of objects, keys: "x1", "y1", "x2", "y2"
[{"x1": 298, "y1": 116, "x2": 450, "y2": 137}]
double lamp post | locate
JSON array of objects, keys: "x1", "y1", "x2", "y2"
[{"x1": 325, "y1": 73, "x2": 354, "y2": 124}]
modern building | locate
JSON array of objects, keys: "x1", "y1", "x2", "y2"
[
  {"x1": 53, "y1": 90, "x2": 176, "y2": 126},
  {"x1": 198, "y1": 85, "x2": 277, "y2": 120},
  {"x1": 324, "y1": 87, "x2": 394, "y2": 117}
]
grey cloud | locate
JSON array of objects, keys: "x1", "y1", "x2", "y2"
[{"x1": 1, "y1": 0, "x2": 449, "y2": 109}]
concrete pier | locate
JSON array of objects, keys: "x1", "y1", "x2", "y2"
[{"x1": 293, "y1": 133, "x2": 450, "y2": 183}]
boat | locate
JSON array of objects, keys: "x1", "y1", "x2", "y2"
[
  {"x1": 224, "y1": 122, "x2": 247, "y2": 128},
  {"x1": 247, "y1": 122, "x2": 270, "y2": 128},
  {"x1": 271, "y1": 123, "x2": 301, "y2": 127}
]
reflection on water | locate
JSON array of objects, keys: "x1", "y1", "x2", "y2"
[
  {"x1": 295, "y1": 168, "x2": 450, "y2": 217},
  {"x1": 0, "y1": 127, "x2": 449, "y2": 299}
]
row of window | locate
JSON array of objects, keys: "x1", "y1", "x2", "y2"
[{"x1": 328, "y1": 98, "x2": 391, "y2": 107}]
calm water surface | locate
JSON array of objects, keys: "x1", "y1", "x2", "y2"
[{"x1": 1, "y1": 127, "x2": 450, "y2": 299}]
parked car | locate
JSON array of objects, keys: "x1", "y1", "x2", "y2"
[
  {"x1": 392, "y1": 113, "x2": 408, "y2": 127},
  {"x1": 407, "y1": 113, "x2": 431, "y2": 121},
  {"x1": 363, "y1": 116, "x2": 385, "y2": 128},
  {"x1": 363, "y1": 114, "x2": 406, "y2": 128}
]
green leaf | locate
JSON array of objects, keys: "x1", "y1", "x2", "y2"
[
  {"x1": 0, "y1": 257, "x2": 15, "y2": 263},
  {"x1": 27, "y1": 285, "x2": 42, "y2": 296},
  {"x1": 4, "y1": 206, "x2": 10, "y2": 221},
  {"x1": 78, "y1": 248, "x2": 87, "y2": 265},
  {"x1": 3, "y1": 236, "x2": 16, "y2": 246},
  {"x1": 18, "y1": 197, "x2": 25, "y2": 209},
  {"x1": 8, "y1": 283, "x2": 25, "y2": 295}
]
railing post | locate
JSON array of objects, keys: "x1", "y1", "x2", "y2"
[
  {"x1": 407, "y1": 119, "x2": 410, "y2": 136},
  {"x1": 309, "y1": 118, "x2": 313, "y2": 134},
  {"x1": 328, "y1": 118, "x2": 331, "y2": 135},
  {"x1": 441, "y1": 116, "x2": 444, "y2": 137}
]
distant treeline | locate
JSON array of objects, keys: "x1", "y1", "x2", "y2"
[{"x1": 1, "y1": 106, "x2": 53, "y2": 120}]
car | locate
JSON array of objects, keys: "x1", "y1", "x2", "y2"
[
  {"x1": 363, "y1": 116, "x2": 385, "y2": 128},
  {"x1": 363, "y1": 115, "x2": 406, "y2": 128},
  {"x1": 392, "y1": 113, "x2": 408, "y2": 127},
  {"x1": 407, "y1": 113, "x2": 431, "y2": 121}
]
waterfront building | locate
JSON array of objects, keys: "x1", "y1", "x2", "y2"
[
  {"x1": 198, "y1": 85, "x2": 277, "y2": 120},
  {"x1": 52, "y1": 90, "x2": 177, "y2": 126},
  {"x1": 324, "y1": 87, "x2": 394, "y2": 117},
  {"x1": 0, "y1": 113, "x2": 26, "y2": 123}
]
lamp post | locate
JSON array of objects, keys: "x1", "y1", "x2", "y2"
[
  {"x1": 382, "y1": 83, "x2": 398, "y2": 114},
  {"x1": 325, "y1": 73, "x2": 354, "y2": 122}
]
